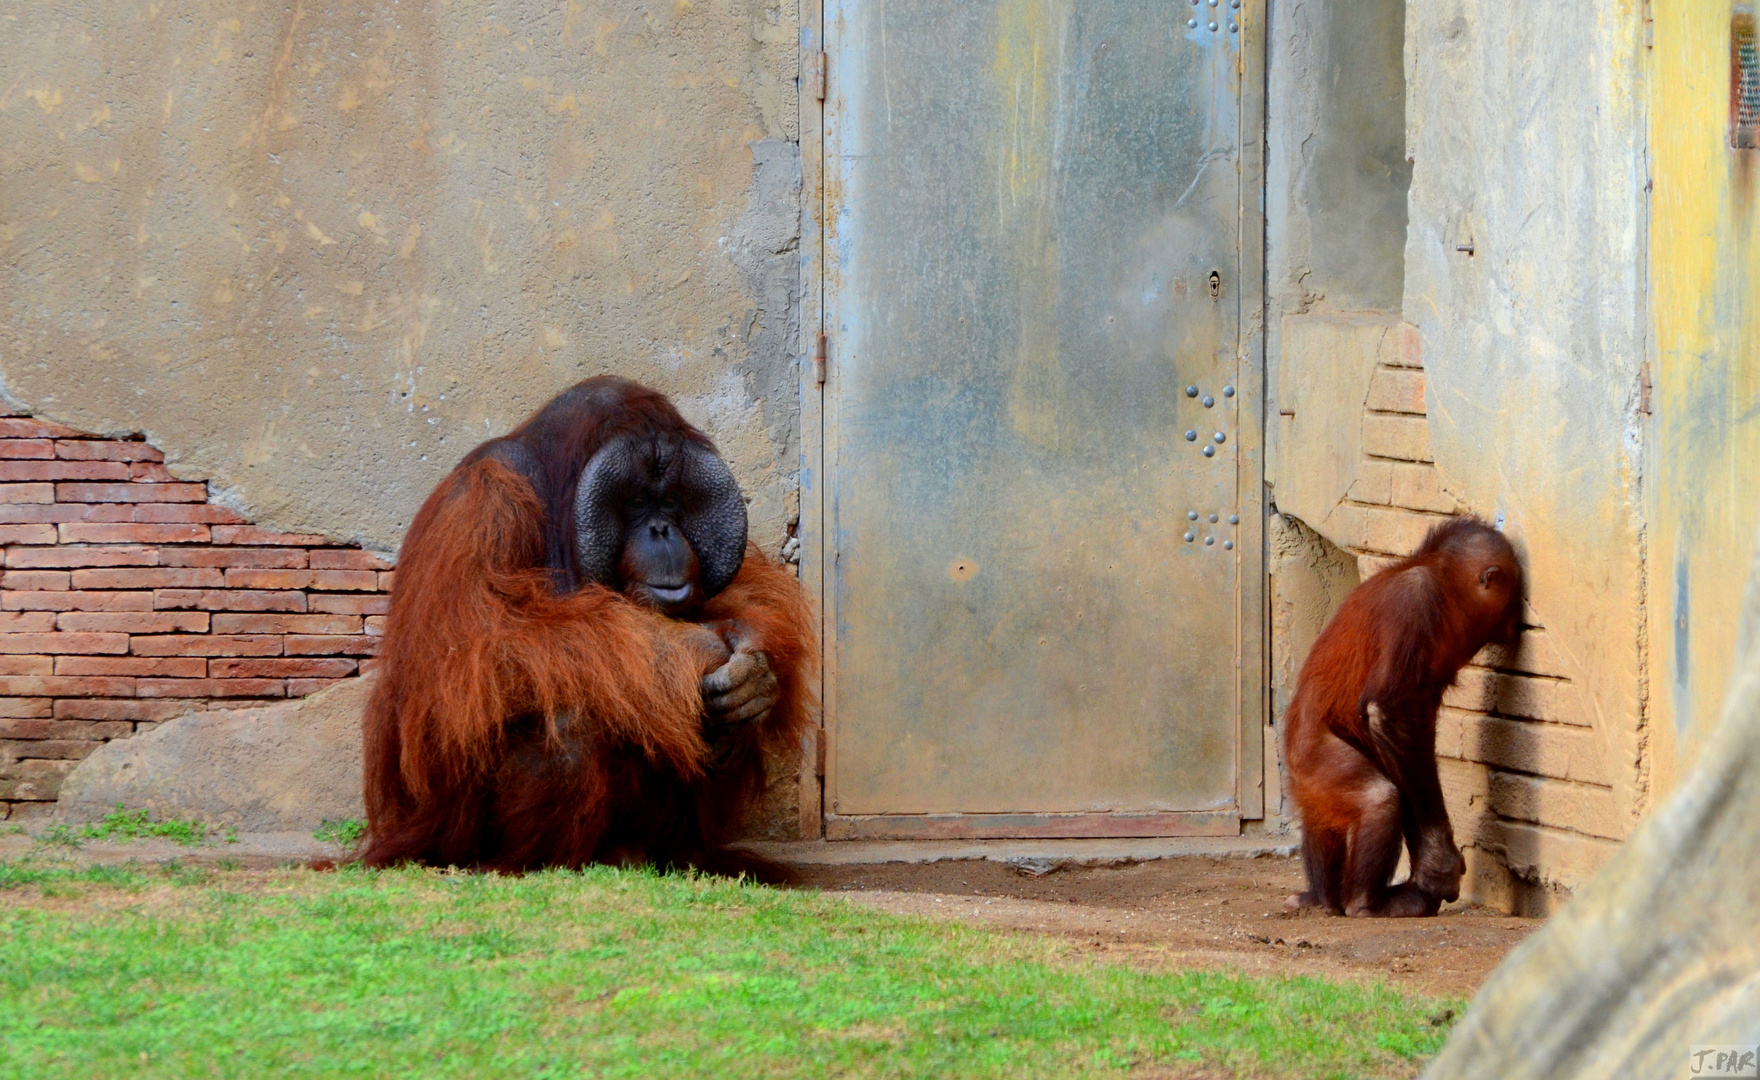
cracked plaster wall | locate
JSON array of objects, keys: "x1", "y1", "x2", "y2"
[{"x1": 0, "y1": 0, "x2": 805, "y2": 556}]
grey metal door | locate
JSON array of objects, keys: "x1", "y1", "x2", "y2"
[{"x1": 816, "y1": 0, "x2": 1263, "y2": 838}]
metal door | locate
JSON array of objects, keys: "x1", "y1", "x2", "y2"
[{"x1": 814, "y1": 0, "x2": 1264, "y2": 838}]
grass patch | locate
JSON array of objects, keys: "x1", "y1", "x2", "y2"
[
  {"x1": 0, "y1": 863, "x2": 1460, "y2": 1079},
  {"x1": 312, "y1": 817, "x2": 367, "y2": 846},
  {"x1": 31, "y1": 806, "x2": 220, "y2": 849}
]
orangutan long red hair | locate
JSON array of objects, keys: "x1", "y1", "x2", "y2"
[{"x1": 359, "y1": 378, "x2": 816, "y2": 876}]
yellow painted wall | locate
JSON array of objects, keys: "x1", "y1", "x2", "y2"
[{"x1": 1648, "y1": 0, "x2": 1760, "y2": 796}]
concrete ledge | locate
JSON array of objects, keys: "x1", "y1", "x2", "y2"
[{"x1": 741, "y1": 834, "x2": 1300, "y2": 870}]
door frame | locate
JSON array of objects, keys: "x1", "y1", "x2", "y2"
[{"x1": 794, "y1": 0, "x2": 1268, "y2": 839}]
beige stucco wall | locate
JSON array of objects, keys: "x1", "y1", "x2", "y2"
[
  {"x1": 0, "y1": 0, "x2": 804, "y2": 554},
  {"x1": 1404, "y1": 0, "x2": 1649, "y2": 843}
]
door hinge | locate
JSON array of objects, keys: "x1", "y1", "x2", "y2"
[
  {"x1": 1639, "y1": 361, "x2": 1653, "y2": 415},
  {"x1": 1642, "y1": 0, "x2": 1653, "y2": 48},
  {"x1": 810, "y1": 50, "x2": 828, "y2": 102},
  {"x1": 812, "y1": 330, "x2": 828, "y2": 385}
]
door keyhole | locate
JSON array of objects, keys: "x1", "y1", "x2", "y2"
[{"x1": 1208, "y1": 270, "x2": 1221, "y2": 299}]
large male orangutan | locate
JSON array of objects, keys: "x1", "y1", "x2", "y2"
[
  {"x1": 1284, "y1": 517, "x2": 1523, "y2": 917},
  {"x1": 360, "y1": 377, "x2": 815, "y2": 876}
]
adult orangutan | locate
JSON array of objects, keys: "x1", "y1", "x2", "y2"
[
  {"x1": 1283, "y1": 517, "x2": 1523, "y2": 917},
  {"x1": 360, "y1": 376, "x2": 816, "y2": 877}
]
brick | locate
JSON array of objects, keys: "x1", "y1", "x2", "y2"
[
  {"x1": 7, "y1": 545, "x2": 158, "y2": 568},
  {"x1": 0, "y1": 718, "x2": 130, "y2": 739},
  {"x1": 1, "y1": 738, "x2": 105, "y2": 760},
  {"x1": 0, "y1": 699, "x2": 53, "y2": 718},
  {"x1": 0, "y1": 676, "x2": 134, "y2": 697},
  {"x1": 55, "y1": 482, "x2": 207, "y2": 503},
  {"x1": 222, "y1": 569, "x2": 312, "y2": 590},
  {"x1": 72, "y1": 567, "x2": 224, "y2": 589},
  {"x1": 359, "y1": 657, "x2": 382, "y2": 674},
  {"x1": 0, "y1": 759, "x2": 79, "y2": 801},
  {"x1": 313, "y1": 569, "x2": 380, "y2": 591},
  {"x1": 54, "y1": 440, "x2": 164, "y2": 462},
  {"x1": 158, "y1": 547, "x2": 307, "y2": 568},
  {"x1": 0, "y1": 658, "x2": 52, "y2": 677},
  {"x1": 0, "y1": 633, "x2": 128, "y2": 655},
  {"x1": 364, "y1": 615, "x2": 387, "y2": 636},
  {"x1": 290, "y1": 678, "x2": 350, "y2": 697},
  {"x1": 1361, "y1": 413, "x2": 1433, "y2": 462},
  {"x1": 0, "y1": 418, "x2": 82, "y2": 438},
  {"x1": 129, "y1": 463, "x2": 178, "y2": 482},
  {"x1": 1486, "y1": 771, "x2": 1622, "y2": 839},
  {"x1": 0, "y1": 612, "x2": 57, "y2": 633},
  {"x1": 1, "y1": 570, "x2": 69, "y2": 591},
  {"x1": 213, "y1": 525, "x2": 332, "y2": 546},
  {"x1": 211, "y1": 613, "x2": 362, "y2": 635},
  {"x1": 132, "y1": 503, "x2": 247, "y2": 524},
  {"x1": 54, "y1": 698, "x2": 192, "y2": 721},
  {"x1": 310, "y1": 593, "x2": 390, "y2": 615},
  {"x1": 285, "y1": 635, "x2": 378, "y2": 656},
  {"x1": 211, "y1": 658, "x2": 355, "y2": 678},
  {"x1": 60, "y1": 523, "x2": 210, "y2": 544},
  {"x1": 379, "y1": 571, "x2": 396, "y2": 591},
  {"x1": 1388, "y1": 463, "x2": 1457, "y2": 514},
  {"x1": 0, "y1": 483, "x2": 55, "y2": 504},
  {"x1": 130, "y1": 635, "x2": 282, "y2": 657},
  {"x1": 0, "y1": 461, "x2": 129, "y2": 482},
  {"x1": 1444, "y1": 668, "x2": 1592, "y2": 727},
  {"x1": 1344, "y1": 459, "x2": 1393, "y2": 506},
  {"x1": 0, "y1": 440, "x2": 53, "y2": 459},
  {"x1": 0, "y1": 503, "x2": 129, "y2": 523},
  {"x1": 1365, "y1": 366, "x2": 1427, "y2": 414},
  {"x1": 57, "y1": 656, "x2": 207, "y2": 678},
  {"x1": 309, "y1": 549, "x2": 392, "y2": 571},
  {"x1": 3, "y1": 591, "x2": 153, "y2": 612},
  {"x1": 0, "y1": 525, "x2": 57, "y2": 545},
  {"x1": 1484, "y1": 819, "x2": 1620, "y2": 891},
  {"x1": 139, "y1": 678, "x2": 285, "y2": 699},
  {"x1": 1436, "y1": 708, "x2": 1609, "y2": 785},
  {"x1": 1475, "y1": 627, "x2": 1573, "y2": 680},
  {"x1": 56, "y1": 612, "x2": 208, "y2": 634},
  {"x1": 1330, "y1": 503, "x2": 1439, "y2": 556},
  {"x1": 1355, "y1": 554, "x2": 1400, "y2": 579},
  {"x1": 154, "y1": 589, "x2": 306, "y2": 613}
]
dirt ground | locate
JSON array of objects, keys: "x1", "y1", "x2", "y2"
[{"x1": 792, "y1": 855, "x2": 1539, "y2": 1000}]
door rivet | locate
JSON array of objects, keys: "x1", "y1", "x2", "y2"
[
  {"x1": 1202, "y1": 445, "x2": 1215, "y2": 457},
  {"x1": 1223, "y1": 385, "x2": 1235, "y2": 397},
  {"x1": 1203, "y1": 395, "x2": 1215, "y2": 408},
  {"x1": 1229, "y1": 514, "x2": 1240, "y2": 524},
  {"x1": 1205, "y1": 536, "x2": 1215, "y2": 546},
  {"x1": 1208, "y1": 513, "x2": 1219, "y2": 523},
  {"x1": 1185, "y1": 385, "x2": 1199, "y2": 398},
  {"x1": 1224, "y1": 539, "x2": 1234, "y2": 550},
  {"x1": 1184, "y1": 531, "x2": 1195, "y2": 543},
  {"x1": 1188, "y1": 510, "x2": 1199, "y2": 520},
  {"x1": 1185, "y1": 429, "x2": 1198, "y2": 442},
  {"x1": 1214, "y1": 431, "x2": 1226, "y2": 443}
]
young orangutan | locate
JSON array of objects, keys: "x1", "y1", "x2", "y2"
[{"x1": 1283, "y1": 517, "x2": 1523, "y2": 917}]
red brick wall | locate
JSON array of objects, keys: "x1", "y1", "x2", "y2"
[{"x1": 0, "y1": 415, "x2": 390, "y2": 818}]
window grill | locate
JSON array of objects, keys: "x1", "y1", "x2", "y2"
[{"x1": 1732, "y1": 9, "x2": 1759, "y2": 148}]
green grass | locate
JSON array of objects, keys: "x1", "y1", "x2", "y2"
[
  {"x1": 0, "y1": 862, "x2": 1459, "y2": 1079},
  {"x1": 312, "y1": 817, "x2": 367, "y2": 846},
  {"x1": 31, "y1": 805, "x2": 218, "y2": 848}
]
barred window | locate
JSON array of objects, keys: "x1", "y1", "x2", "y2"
[{"x1": 1732, "y1": 10, "x2": 1759, "y2": 148}]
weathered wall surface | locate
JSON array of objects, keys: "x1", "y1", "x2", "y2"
[
  {"x1": 1645, "y1": 0, "x2": 1760, "y2": 796},
  {"x1": 1399, "y1": 0, "x2": 1648, "y2": 897},
  {"x1": 1265, "y1": 0, "x2": 1646, "y2": 908},
  {"x1": 0, "y1": 0, "x2": 803, "y2": 554}
]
